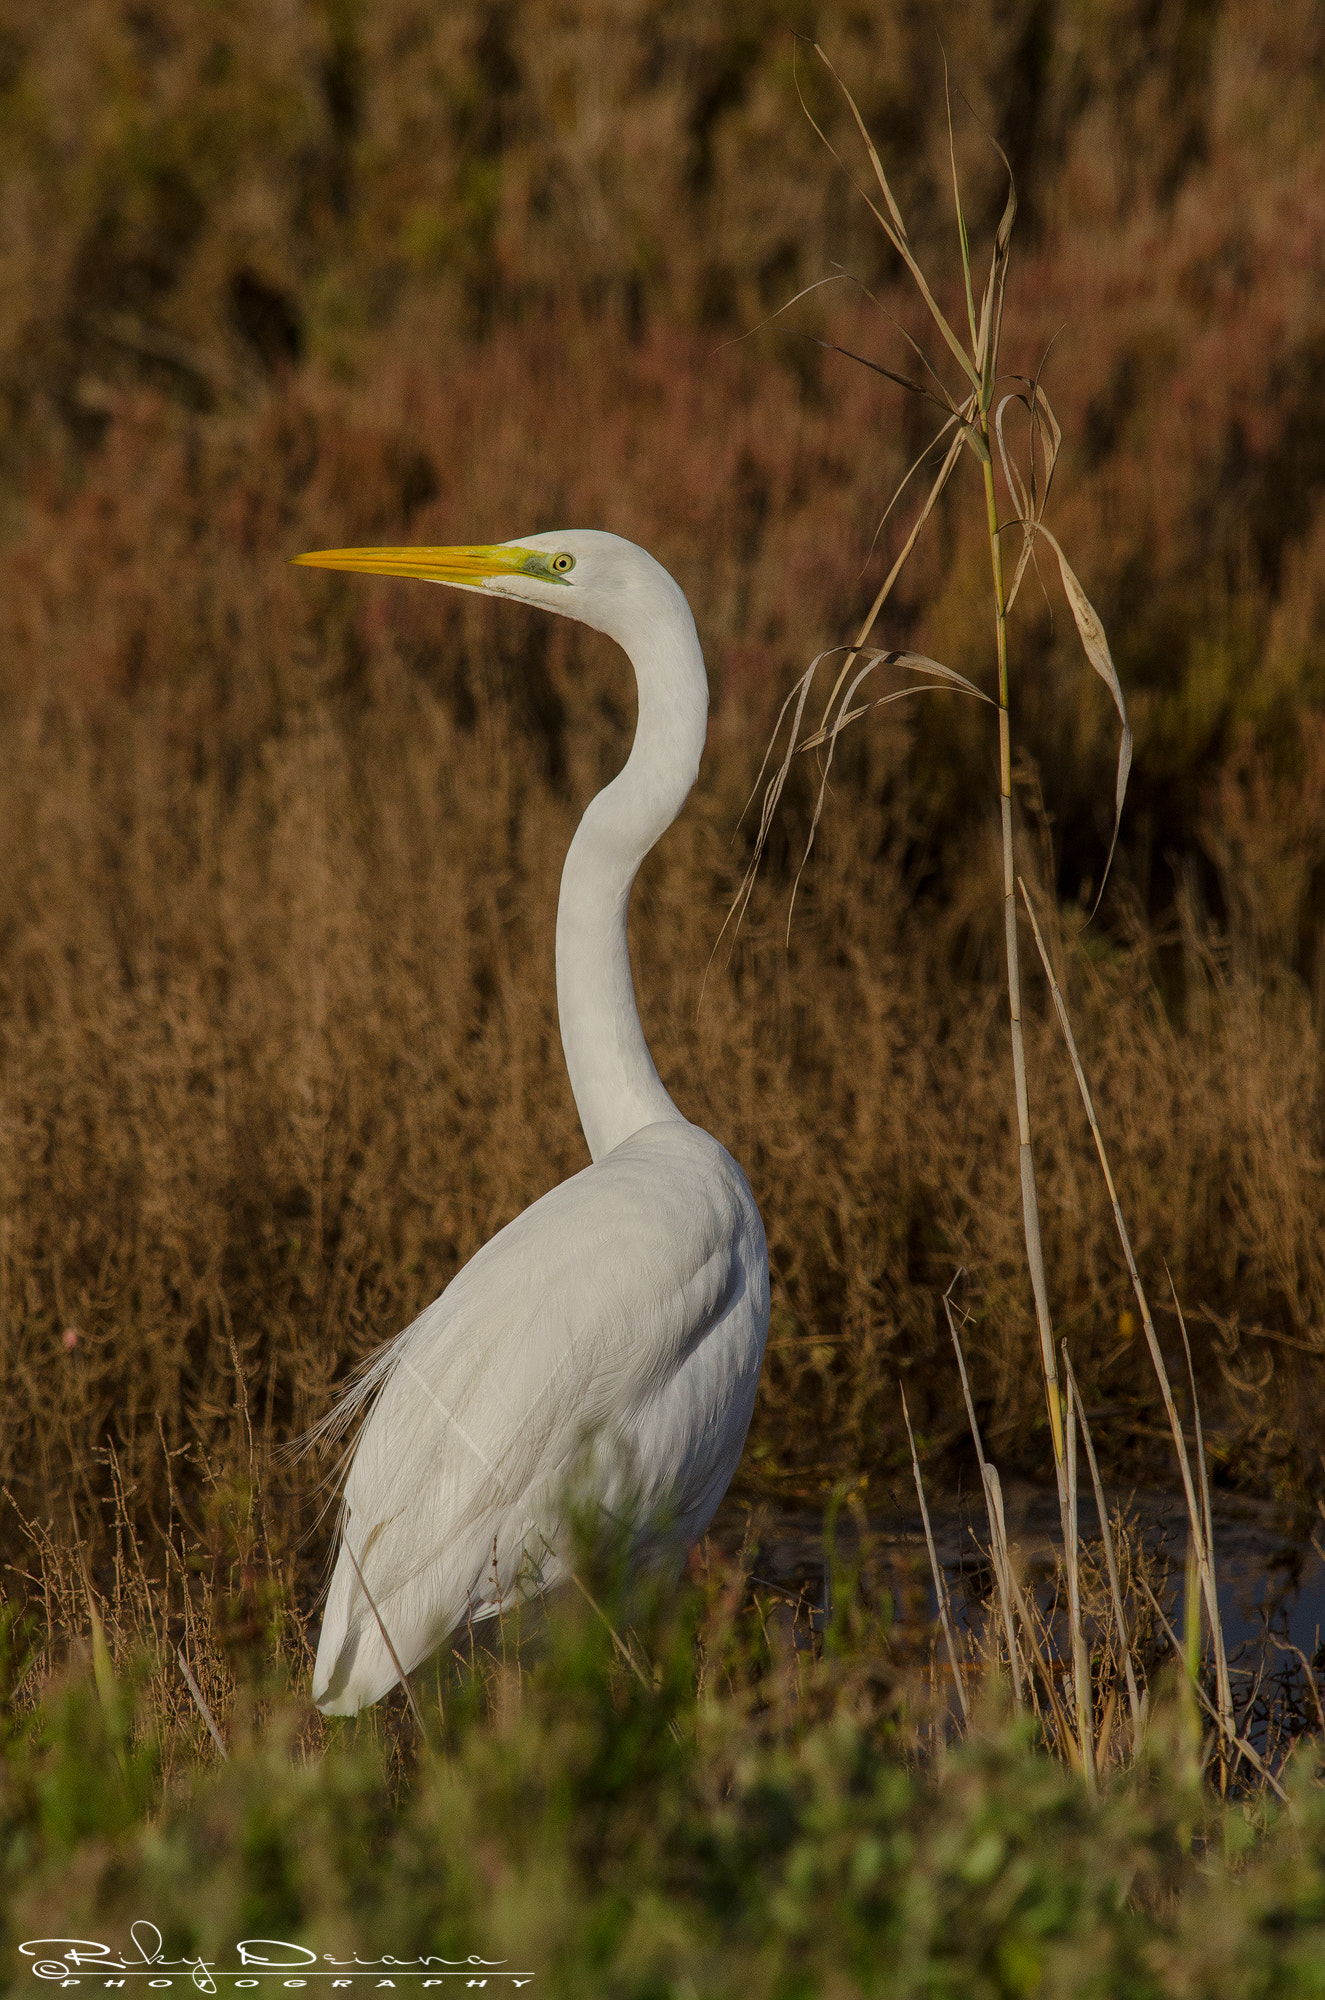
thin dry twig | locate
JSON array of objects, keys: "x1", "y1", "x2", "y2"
[
  {"x1": 176, "y1": 1647, "x2": 228, "y2": 1759},
  {"x1": 901, "y1": 1383, "x2": 970, "y2": 1725},
  {"x1": 1140, "y1": 1577, "x2": 1287, "y2": 1801}
]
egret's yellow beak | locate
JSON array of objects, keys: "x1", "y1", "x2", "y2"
[{"x1": 291, "y1": 544, "x2": 569, "y2": 585}]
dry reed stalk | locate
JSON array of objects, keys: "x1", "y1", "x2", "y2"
[
  {"x1": 1062, "y1": 1367, "x2": 1098, "y2": 1795},
  {"x1": 763, "y1": 59, "x2": 1134, "y2": 1704},
  {"x1": 1002, "y1": 1560, "x2": 1083, "y2": 1773},
  {"x1": 928, "y1": 52, "x2": 1073, "y2": 1511},
  {"x1": 1170, "y1": 1279, "x2": 1233, "y2": 1758},
  {"x1": 1019, "y1": 881, "x2": 1235, "y2": 1742},
  {"x1": 900, "y1": 1383, "x2": 970, "y2": 1726},
  {"x1": 944, "y1": 1285, "x2": 1024, "y2": 1710},
  {"x1": 947, "y1": 1292, "x2": 1104, "y2": 1773},
  {"x1": 1060, "y1": 1347, "x2": 1143, "y2": 1756}
]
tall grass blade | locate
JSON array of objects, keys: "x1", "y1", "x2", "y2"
[
  {"x1": 1019, "y1": 880, "x2": 1232, "y2": 1743},
  {"x1": 1170, "y1": 1277, "x2": 1234, "y2": 1743},
  {"x1": 722, "y1": 407, "x2": 966, "y2": 954},
  {"x1": 797, "y1": 652, "x2": 992, "y2": 752},
  {"x1": 816, "y1": 421, "x2": 965, "y2": 729},
  {"x1": 83, "y1": 1574, "x2": 117, "y2": 1721},
  {"x1": 717, "y1": 664, "x2": 822, "y2": 956},
  {"x1": 1015, "y1": 1112, "x2": 1064, "y2": 1481},
  {"x1": 786, "y1": 651, "x2": 989, "y2": 929},
  {"x1": 81, "y1": 1566, "x2": 130, "y2": 1783},
  {"x1": 861, "y1": 403, "x2": 963, "y2": 567},
  {"x1": 901, "y1": 1383, "x2": 970, "y2": 1726},
  {"x1": 981, "y1": 1464, "x2": 1030, "y2": 1717},
  {"x1": 977, "y1": 366, "x2": 1066, "y2": 1508},
  {"x1": 944, "y1": 1284, "x2": 1024, "y2": 1709},
  {"x1": 796, "y1": 333, "x2": 948, "y2": 411},
  {"x1": 564, "y1": 1565, "x2": 654, "y2": 1693},
  {"x1": 995, "y1": 383, "x2": 1061, "y2": 612},
  {"x1": 1061, "y1": 1347, "x2": 1143, "y2": 1755},
  {"x1": 809, "y1": 43, "x2": 980, "y2": 392},
  {"x1": 1013, "y1": 529, "x2": 1132, "y2": 910},
  {"x1": 1062, "y1": 1363, "x2": 1098, "y2": 1795},
  {"x1": 942, "y1": 51, "x2": 980, "y2": 358},
  {"x1": 976, "y1": 157, "x2": 1017, "y2": 403}
]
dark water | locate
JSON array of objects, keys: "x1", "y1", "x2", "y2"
[{"x1": 711, "y1": 1483, "x2": 1325, "y2": 1666}]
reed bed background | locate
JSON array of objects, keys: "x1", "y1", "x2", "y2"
[{"x1": 4, "y1": 322, "x2": 1325, "y2": 1570}]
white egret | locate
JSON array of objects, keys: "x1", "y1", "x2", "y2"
[{"x1": 292, "y1": 530, "x2": 770, "y2": 1714}]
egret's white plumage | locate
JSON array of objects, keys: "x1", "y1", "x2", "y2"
[{"x1": 293, "y1": 530, "x2": 769, "y2": 1714}]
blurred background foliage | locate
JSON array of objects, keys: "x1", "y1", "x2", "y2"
[
  {"x1": 4, "y1": 0, "x2": 1325, "y2": 940},
  {"x1": 3, "y1": 0, "x2": 1325, "y2": 1569}
]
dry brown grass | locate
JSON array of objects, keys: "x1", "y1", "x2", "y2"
[
  {"x1": 1, "y1": 314, "x2": 1324, "y2": 1623},
  {"x1": 2, "y1": 0, "x2": 1325, "y2": 1639}
]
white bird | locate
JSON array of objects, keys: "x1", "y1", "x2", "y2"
[{"x1": 292, "y1": 530, "x2": 770, "y2": 1714}]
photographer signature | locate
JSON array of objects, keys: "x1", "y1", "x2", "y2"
[{"x1": 19, "y1": 1925, "x2": 534, "y2": 1990}]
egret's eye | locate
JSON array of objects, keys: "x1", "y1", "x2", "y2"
[{"x1": 517, "y1": 548, "x2": 576, "y2": 585}]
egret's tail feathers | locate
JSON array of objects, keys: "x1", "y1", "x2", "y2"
[
  {"x1": 312, "y1": 1614, "x2": 405, "y2": 1716},
  {"x1": 311, "y1": 1509, "x2": 549, "y2": 1715},
  {"x1": 283, "y1": 1322, "x2": 416, "y2": 1469},
  {"x1": 312, "y1": 1558, "x2": 419, "y2": 1716}
]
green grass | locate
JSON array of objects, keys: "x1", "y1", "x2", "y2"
[{"x1": 3, "y1": 1541, "x2": 1325, "y2": 1999}]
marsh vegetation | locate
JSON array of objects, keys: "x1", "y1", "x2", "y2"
[{"x1": 4, "y1": 0, "x2": 1325, "y2": 1985}]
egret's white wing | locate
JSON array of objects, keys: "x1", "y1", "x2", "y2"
[{"x1": 314, "y1": 1120, "x2": 767, "y2": 1710}]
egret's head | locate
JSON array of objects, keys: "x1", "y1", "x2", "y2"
[{"x1": 292, "y1": 528, "x2": 688, "y2": 655}]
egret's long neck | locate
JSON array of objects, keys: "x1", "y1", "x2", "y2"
[{"x1": 555, "y1": 604, "x2": 708, "y2": 1162}]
